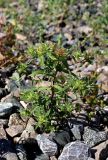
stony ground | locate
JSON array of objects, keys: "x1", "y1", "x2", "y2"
[{"x1": 0, "y1": 0, "x2": 108, "y2": 160}]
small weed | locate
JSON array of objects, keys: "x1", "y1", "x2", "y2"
[{"x1": 20, "y1": 42, "x2": 105, "y2": 131}]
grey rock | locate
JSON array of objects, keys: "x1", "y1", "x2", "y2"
[
  {"x1": 88, "y1": 158, "x2": 95, "y2": 160},
  {"x1": 2, "y1": 96, "x2": 22, "y2": 109},
  {"x1": 0, "y1": 119, "x2": 8, "y2": 126},
  {"x1": 2, "y1": 152, "x2": 18, "y2": 160},
  {"x1": 6, "y1": 79, "x2": 19, "y2": 92},
  {"x1": 71, "y1": 124, "x2": 83, "y2": 140},
  {"x1": 0, "y1": 102, "x2": 14, "y2": 117},
  {"x1": 83, "y1": 127, "x2": 107, "y2": 147},
  {"x1": 36, "y1": 134, "x2": 57, "y2": 156},
  {"x1": 6, "y1": 125, "x2": 24, "y2": 137},
  {"x1": 58, "y1": 141, "x2": 90, "y2": 160},
  {"x1": 103, "y1": 106, "x2": 108, "y2": 113},
  {"x1": 0, "y1": 139, "x2": 17, "y2": 159},
  {"x1": 16, "y1": 144, "x2": 27, "y2": 160},
  {"x1": 35, "y1": 154, "x2": 49, "y2": 160},
  {"x1": 49, "y1": 130, "x2": 71, "y2": 147}
]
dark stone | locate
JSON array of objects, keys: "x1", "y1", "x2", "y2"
[
  {"x1": 49, "y1": 130, "x2": 71, "y2": 148},
  {"x1": 0, "y1": 88, "x2": 9, "y2": 99}
]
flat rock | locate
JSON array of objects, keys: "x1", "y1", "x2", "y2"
[
  {"x1": 83, "y1": 127, "x2": 107, "y2": 147},
  {"x1": 36, "y1": 134, "x2": 57, "y2": 156},
  {"x1": 58, "y1": 141, "x2": 90, "y2": 160},
  {"x1": 6, "y1": 125, "x2": 24, "y2": 137}
]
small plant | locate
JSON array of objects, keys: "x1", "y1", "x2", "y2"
[
  {"x1": 20, "y1": 42, "x2": 74, "y2": 131},
  {"x1": 20, "y1": 42, "x2": 105, "y2": 132}
]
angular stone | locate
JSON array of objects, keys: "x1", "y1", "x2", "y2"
[
  {"x1": 8, "y1": 113, "x2": 25, "y2": 126},
  {"x1": 83, "y1": 127, "x2": 107, "y2": 147},
  {"x1": 0, "y1": 102, "x2": 14, "y2": 117},
  {"x1": 6, "y1": 125, "x2": 24, "y2": 137},
  {"x1": 21, "y1": 118, "x2": 36, "y2": 139},
  {"x1": 58, "y1": 141, "x2": 90, "y2": 160},
  {"x1": 2, "y1": 96, "x2": 22, "y2": 109},
  {"x1": 49, "y1": 130, "x2": 71, "y2": 147},
  {"x1": 36, "y1": 134, "x2": 57, "y2": 156},
  {"x1": 71, "y1": 124, "x2": 83, "y2": 140}
]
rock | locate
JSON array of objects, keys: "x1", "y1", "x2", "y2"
[
  {"x1": 83, "y1": 127, "x2": 107, "y2": 147},
  {"x1": 0, "y1": 119, "x2": 8, "y2": 126},
  {"x1": 35, "y1": 154, "x2": 49, "y2": 160},
  {"x1": 49, "y1": 130, "x2": 71, "y2": 147},
  {"x1": 8, "y1": 113, "x2": 25, "y2": 126},
  {"x1": 71, "y1": 124, "x2": 83, "y2": 140},
  {"x1": 50, "y1": 156, "x2": 57, "y2": 160},
  {"x1": 97, "y1": 66, "x2": 108, "y2": 76},
  {"x1": 16, "y1": 144, "x2": 27, "y2": 160},
  {"x1": 77, "y1": 26, "x2": 92, "y2": 34},
  {"x1": 92, "y1": 140, "x2": 108, "y2": 160},
  {"x1": 0, "y1": 125, "x2": 7, "y2": 139},
  {"x1": 58, "y1": 141, "x2": 91, "y2": 160},
  {"x1": 0, "y1": 102, "x2": 14, "y2": 118},
  {"x1": 0, "y1": 88, "x2": 9, "y2": 99},
  {"x1": 0, "y1": 64, "x2": 15, "y2": 78},
  {"x1": 2, "y1": 96, "x2": 22, "y2": 109},
  {"x1": 0, "y1": 139, "x2": 18, "y2": 159},
  {"x1": 2, "y1": 152, "x2": 18, "y2": 160},
  {"x1": 6, "y1": 79, "x2": 19, "y2": 92},
  {"x1": 103, "y1": 106, "x2": 108, "y2": 113},
  {"x1": 83, "y1": 64, "x2": 97, "y2": 73},
  {"x1": 6, "y1": 125, "x2": 24, "y2": 137},
  {"x1": 36, "y1": 134, "x2": 57, "y2": 156},
  {"x1": 21, "y1": 118, "x2": 36, "y2": 139}
]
